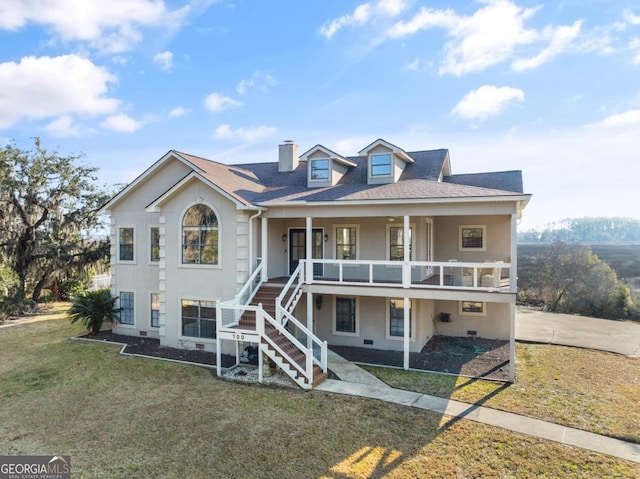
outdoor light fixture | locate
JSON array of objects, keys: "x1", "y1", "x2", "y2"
[
  {"x1": 315, "y1": 295, "x2": 323, "y2": 310},
  {"x1": 324, "y1": 234, "x2": 329, "y2": 242},
  {"x1": 282, "y1": 234, "x2": 287, "y2": 242}
]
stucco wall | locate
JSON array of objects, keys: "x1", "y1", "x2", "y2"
[
  {"x1": 433, "y1": 300, "x2": 510, "y2": 339},
  {"x1": 295, "y1": 294, "x2": 435, "y2": 353}
]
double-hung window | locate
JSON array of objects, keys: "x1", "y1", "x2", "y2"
[
  {"x1": 181, "y1": 300, "x2": 216, "y2": 339},
  {"x1": 389, "y1": 226, "x2": 412, "y2": 261},
  {"x1": 150, "y1": 227, "x2": 160, "y2": 262},
  {"x1": 388, "y1": 299, "x2": 411, "y2": 338},
  {"x1": 119, "y1": 227, "x2": 134, "y2": 261},
  {"x1": 335, "y1": 226, "x2": 357, "y2": 260},
  {"x1": 310, "y1": 159, "x2": 330, "y2": 180},
  {"x1": 150, "y1": 293, "x2": 160, "y2": 327},
  {"x1": 119, "y1": 292, "x2": 134, "y2": 325},
  {"x1": 371, "y1": 154, "x2": 392, "y2": 177},
  {"x1": 335, "y1": 297, "x2": 357, "y2": 335}
]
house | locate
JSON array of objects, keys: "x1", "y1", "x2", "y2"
[{"x1": 99, "y1": 139, "x2": 531, "y2": 389}]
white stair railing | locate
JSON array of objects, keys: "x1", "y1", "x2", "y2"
[{"x1": 275, "y1": 262, "x2": 304, "y2": 324}]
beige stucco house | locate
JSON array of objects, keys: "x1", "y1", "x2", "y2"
[{"x1": 99, "y1": 138, "x2": 531, "y2": 389}]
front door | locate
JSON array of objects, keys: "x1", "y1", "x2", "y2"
[{"x1": 289, "y1": 228, "x2": 323, "y2": 275}]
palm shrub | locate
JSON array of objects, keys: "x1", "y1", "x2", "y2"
[{"x1": 68, "y1": 289, "x2": 118, "y2": 335}]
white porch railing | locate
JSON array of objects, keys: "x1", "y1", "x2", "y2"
[{"x1": 302, "y1": 259, "x2": 513, "y2": 292}]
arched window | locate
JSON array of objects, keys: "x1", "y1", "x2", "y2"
[{"x1": 182, "y1": 204, "x2": 218, "y2": 265}]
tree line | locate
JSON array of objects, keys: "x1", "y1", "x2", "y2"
[
  {"x1": 519, "y1": 217, "x2": 640, "y2": 243},
  {"x1": 0, "y1": 139, "x2": 110, "y2": 316},
  {"x1": 518, "y1": 242, "x2": 638, "y2": 321}
]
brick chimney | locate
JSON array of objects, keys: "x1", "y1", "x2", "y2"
[{"x1": 278, "y1": 140, "x2": 299, "y2": 172}]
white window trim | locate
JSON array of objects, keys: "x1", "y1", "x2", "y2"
[
  {"x1": 458, "y1": 224, "x2": 487, "y2": 252},
  {"x1": 178, "y1": 296, "x2": 219, "y2": 343},
  {"x1": 149, "y1": 225, "x2": 160, "y2": 265},
  {"x1": 385, "y1": 298, "x2": 415, "y2": 341},
  {"x1": 459, "y1": 301, "x2": 486, "y2": 316},
  {"x1": 178, "y1": 201, "x2": 222, "y2": 270},
  {"x1": 150, "y1": 292, "x2": 160, "y2": 329},
  {"x1": 332, "y1": 296, "x2": 359, "y2": 337},
  {"x1": 333, "y1": 224, "x2": 360, "y2": 261},
  {"x1": 369, "y1": 153, "x2": 393, "y2": 178},
  {"x1": 385, "y1": 223, "x2": 416, "y2": 261},
  {"x1": 117, "y1": 225, "x2": 136, "y2": 264},
  {"x1": 117, "y1": 291, "x2": 136, "y2": 329},
  {"x1": 309, "y1": 157, "x2": 331, "y2": 182}
]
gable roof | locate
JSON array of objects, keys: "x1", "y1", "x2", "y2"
[
  {"x1": 299, "y1": 144, "x2": 357, "y2": 167},
  {"x1": 100, "y1": 144, "x2": 530, "y2": 213},
  {"x1": 358, "y1": 138, "x2": 414, "y2": 163}
]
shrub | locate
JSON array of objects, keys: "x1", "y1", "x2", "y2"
[{"x1": 68, "y1": 289, "x2": 118, "y2": 335}]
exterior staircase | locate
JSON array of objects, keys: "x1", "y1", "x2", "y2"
[{"x1": 222, "y1": 280, "x2": 327, "y2": 389}]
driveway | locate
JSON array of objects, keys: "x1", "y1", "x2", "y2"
[{"x1": 515, "y1": 308, "x2": 640, "y2": 358}]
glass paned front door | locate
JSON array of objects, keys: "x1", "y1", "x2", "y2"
[{"x1": 289, "y1": 228, "x2": 323, "y2": 276}]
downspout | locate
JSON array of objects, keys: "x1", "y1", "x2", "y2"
[{"x1": 248, "y1": 209, "x2": 262, "y2": 273}]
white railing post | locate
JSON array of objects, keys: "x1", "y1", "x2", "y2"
[
  {"x1": 256, "y1": 304, "x2": 264, "y2": 336},
  {"x1": 321, "y1": 341, "x2": 328, "y2": 373},
  {"x1": 306, "y1": 347, "x2": 313, "y2": 385}
]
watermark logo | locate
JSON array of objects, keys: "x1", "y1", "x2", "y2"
[{"x1": 0, "y1": 455, "x2": 70, "y2": 479}]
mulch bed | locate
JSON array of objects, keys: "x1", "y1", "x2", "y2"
[
  {"x1": 330, "y1": 335, "x2": 510, "y2": 381},
  {"x1": 80, "y1": 330, "x2": 236, "y2": 369},
  {"x1": 80, "y1": 331, "x2": 507, "y2": 381}
]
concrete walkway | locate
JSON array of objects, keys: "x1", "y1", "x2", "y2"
[
  {"x1": 516, "y1": 308, "x2": 640, "y2": 357},
  {"x1": 323, "y1": 348, "x2": 640, "y2": 464},
  {"x1": 316, "y1": 379, "x2": 640, "y2": 464}
]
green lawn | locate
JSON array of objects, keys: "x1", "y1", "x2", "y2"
[
  {"x1": 362, "y1": 342, "x2": 640, "y2": 444},
  {"x1": 0, "y1": 307, "x2": 638, "y2": 478}
]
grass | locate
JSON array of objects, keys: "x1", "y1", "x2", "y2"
[
  {"x1": 0, "y1": 306, "x2": 638, "y2": 478},
  {"x1": 362, "y1": 342, "x2": 640, "y2": 444}
]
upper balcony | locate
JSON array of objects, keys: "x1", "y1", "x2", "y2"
[{"x1": 301, "y1": 259, "x2": 513, "y2": 293}]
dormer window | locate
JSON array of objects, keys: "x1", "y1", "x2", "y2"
[
  {"x1": 371, "y1": 154, "x2": 392, "y2": 177},
  {"x1": 310, "y1": 158, "x2": 330, "y2": 180},
  {"x1": 359, "y1": 139, "x2": 414, "y2": 185}
]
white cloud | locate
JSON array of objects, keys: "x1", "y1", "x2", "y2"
[
  {"x1": 624, "y1": 10, "x2": 640, "y2": 26},
  {"x1": 387, "y1": 0, "x2": 585, "y2": 76},
  {"x1": 512, "y1": 21, "x2": 582, "y2": 71},
  {"x1": 214, "y1": 124, "x2": 276, "y2": 142},
  {"x1": 590, "y1": 109, "x2": 640, "y2": 129},
  {"x1": 0, "y1": 54, "x2": 119, "y2": 129},
  {"x1": 320, "y1": 0, "x2": 409, "y2": 39},
  {"x1": 630, "y1": 38, "x2": 640, "y2": 65},
  {"x1": 100, "y1": 114, "x2": 142, "y2": 133},
  {"x1": 236, "y1": 71, "x2": 277, "y2": 95},
  {"x1": 44, "y1": 115, "x2": 82, "y2": 137},
  {"x1": 452, "y1": 85, "x2": 525, "y2": 121},
  {"x1": 204, "y1": 92, "x2": 241, "y2": 112},
  {"x1": 153, "y1": 50, "x2": 173, "y2": 70},
  {"x1": 0, "y1": 0, "x2": 190, "y2": 53},
  {"x1": 169, "y1": 106, "x2": 189, "y2": 117}
]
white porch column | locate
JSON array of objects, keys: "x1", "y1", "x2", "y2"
[
  {"x1": 261, "y1": 217, "x2": 268, "y2": 282},
  {"x1": 403, "y1": 297, "x2": 410, "y2": 370},
  {"x1": 402, "y1": 215, "x2": 411, "y2": 288},
  {"x1": 509, "y1": 302, "x2": 516, "y2": 382},
  {"x1": 307, "y1": 291, "x2": 313, "y2": 350},
  {"x1": 510, "y1": 213, "x2": 517, "y2": 293},
  {"x1": 305, "y1": 216, "x2": 313, "y2": 283}
]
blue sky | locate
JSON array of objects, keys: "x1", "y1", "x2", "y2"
[{"x1": 1, "y1": 0, "x2": 639, "y2": 231}]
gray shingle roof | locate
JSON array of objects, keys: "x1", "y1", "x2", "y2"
[
  {"x1": 174, "y1": 148, "x2": 525, "y2": 206},
  {"x1": 443, "y1": 171, "x2": 524, "y2": 194}
]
